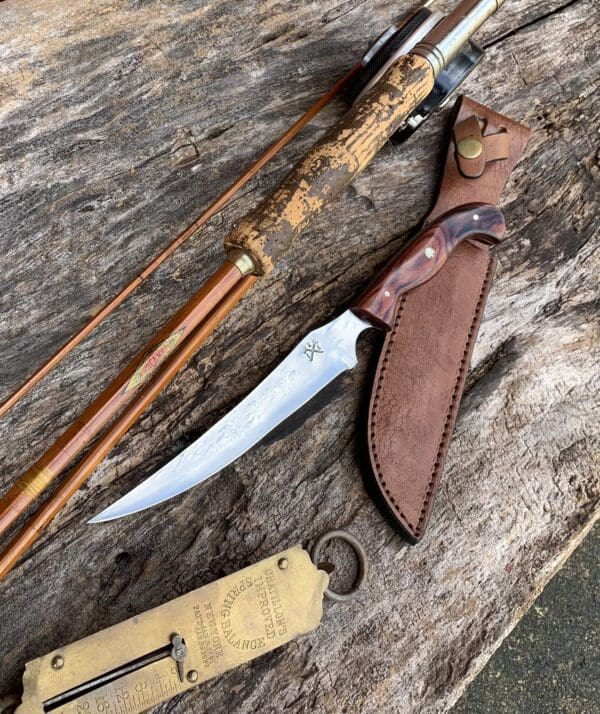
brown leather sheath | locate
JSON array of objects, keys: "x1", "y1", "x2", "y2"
[{"x1": 367, "y1": 96, "x2": 531, "y2": 543}]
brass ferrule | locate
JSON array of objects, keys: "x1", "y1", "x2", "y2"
[
  {"x1": 412, "y1": 0, "x2": 504, "y2": 77},
  {"x1": 226, "y1": 247, "x2": 258, "y2": 276}
]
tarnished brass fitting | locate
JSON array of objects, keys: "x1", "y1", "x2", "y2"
[
  {"x1": 226, "y1": 248, "x2": 258, "y2": 276},
  {"x1": 457, "y1": 136, "x2": 483, "y2": 159}
]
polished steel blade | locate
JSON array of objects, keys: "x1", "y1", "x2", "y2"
[{"x1": 90, "y1": 310, "x2": 371, "y2": 522}]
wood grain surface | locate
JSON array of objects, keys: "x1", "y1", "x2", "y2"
[
  {"x1": 0, "y1": 0, "x2": 598, "y2": 711},
  {"x1": 354, "y1": 204, "x2": 504, "y2": 328}
]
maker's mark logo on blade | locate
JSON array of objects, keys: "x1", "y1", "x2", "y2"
[{"x1": 304, "y1": 340, "x2": 324, "y2": 361}]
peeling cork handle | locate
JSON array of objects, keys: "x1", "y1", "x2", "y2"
[{"x1": 224, "y1": 54, "x2": 435, "y2": 275}]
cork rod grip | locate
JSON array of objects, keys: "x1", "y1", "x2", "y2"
[{"x1": 224, "y1": 55, "x2": 435, "y2": 275}]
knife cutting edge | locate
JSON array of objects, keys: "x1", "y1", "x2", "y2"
[{"x1": 91, "y1": 203, "x2": 505, "y2": 523}]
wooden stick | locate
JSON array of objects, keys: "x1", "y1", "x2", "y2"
[
  {"x1": 0, "y1": 274, "x2": 256, "y2": 580},
  {"x1": 0, "y1": 64, "x2": 360, "y2": 421},
  {"x1": 0, "y1": 261, "x2": 244, "y2": 536}
]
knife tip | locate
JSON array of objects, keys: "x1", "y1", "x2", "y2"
[{"x1": 88, "y1": 511, "x2": 112, "y2": 524}]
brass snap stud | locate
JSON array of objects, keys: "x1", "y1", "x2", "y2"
[
  {"x1": 311, "y1": 529, "x2": 368, "y2": 602},
  {"x1": 457, "y1": 136, "x2": 483, "y2": 159}
]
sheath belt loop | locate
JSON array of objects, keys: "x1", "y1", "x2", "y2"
[{"x1": 453, "y1": 115, "x2": 511, "y2": 179}]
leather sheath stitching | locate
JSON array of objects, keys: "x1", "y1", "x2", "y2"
[
  {"x1": 415, "y1": 253, "x2": 496, "y2": 533},
  {"x1": 369, "y1": 254, "x2": 495, "y2": 537},
  {"x1": 369, "y1": 294, "x2": 412, "y2": 527}
]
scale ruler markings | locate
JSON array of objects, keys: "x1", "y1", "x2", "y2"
[{"x1": 66, "y1": 669, "x2": 183, "y2": 713}]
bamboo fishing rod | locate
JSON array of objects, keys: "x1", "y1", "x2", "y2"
[
  {"x1": 0, "y1": 274, "x2": 256, "y2": 580},
  {"x1": 0, "y1": 64, "x2": 360, "y2": 422},
  {"x1": 0, "y1": 260, "x2": 245, "y2": 535},
  {"x1": 0, "y1": 0, "x2": 505, "y2": 564},
  {"x1": 0, "y1": 63, "x2": 360, "y2": 536}
]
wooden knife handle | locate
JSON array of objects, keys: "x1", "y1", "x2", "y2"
[
  {"x1": 353, "y1": 203, "x2": 505, "y2": 329},
  {"x1": 224, "y1": 54, "x2": 434, "y2": 275}
]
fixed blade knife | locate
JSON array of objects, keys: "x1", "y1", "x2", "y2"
[{"x1": 91, "y1": 204, "x2": 504, "y2": 523}]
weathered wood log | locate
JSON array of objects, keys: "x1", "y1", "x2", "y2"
[{"x1": 0, "y1": 0, "x2": 598, "y2": 711}]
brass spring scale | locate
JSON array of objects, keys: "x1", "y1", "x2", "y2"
[
  {"x1": 0, "y1": 1, "x2": 505, "y2": 709},
  {"x1": 4, "y1": 532, "x2": 367, "y2": 714}
]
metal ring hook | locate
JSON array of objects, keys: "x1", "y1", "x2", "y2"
[{"x1": 311, "y1": 529, "x2": 368, "y2": 602}]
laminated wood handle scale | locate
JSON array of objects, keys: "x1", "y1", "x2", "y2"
[
  {"x1": 354, "y1": 203, "x2": 505, "y2": 328},
  {"x1": 225, "y1": 55, "x2": 435, "y2": 274}
]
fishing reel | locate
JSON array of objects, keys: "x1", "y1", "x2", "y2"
[{"x1": 346, "y1": 4, "x2": 484, "y2": 144}]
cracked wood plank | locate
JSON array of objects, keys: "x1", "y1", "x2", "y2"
[{"x1": 0, "y1": 0, "x2": 598, "y2": 711}]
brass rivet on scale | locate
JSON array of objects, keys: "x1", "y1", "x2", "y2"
[
  {"x1": 278, "y1": 558, "x2": 288, "y2": 570},
  {"x1": 187, "y1": 670, "x2": 199, "y2": 683},
  {"x1": 457, "y1": 136, "x2": 483, "y2": 159},
  {"x1": 51, "y1": 655, "x2": 64, "y2": 670}
]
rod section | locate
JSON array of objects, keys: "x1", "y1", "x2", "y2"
[
  {"x1": 0, "y1": 261, "x2": 244, "y2": 535},
  {"x1": 0, "y1": 275, "x2": 256, "y2": 580},
  {"x1": 0, "y1": 64, "x2": 360, "y2": 421}
]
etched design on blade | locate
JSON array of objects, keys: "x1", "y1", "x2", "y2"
[
  {"x1": 188, "y1": 367, "x2": 304, "y2": 454},
  {"x1": 90, "y1": 310, "x2": 371, "y2": 522}
]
